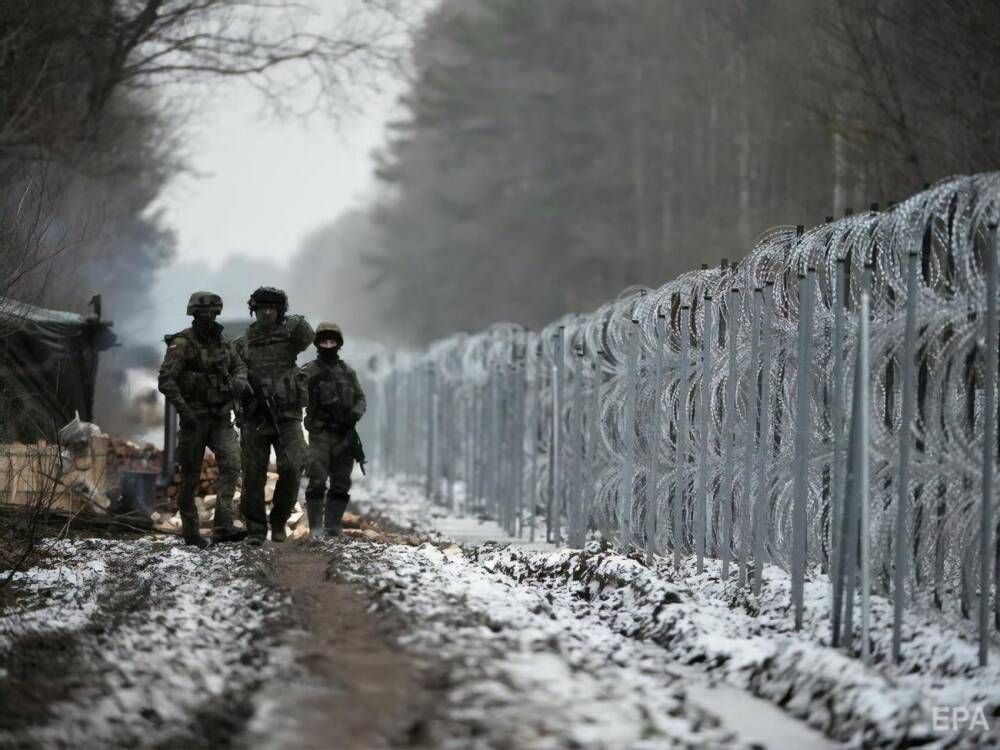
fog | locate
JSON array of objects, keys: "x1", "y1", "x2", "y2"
[{"x1": 4, "y1": 0, "x2": 999, "y2": 435}]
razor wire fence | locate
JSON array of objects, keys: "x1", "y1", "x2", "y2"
[{"x1": 364, "y1": 173, "x2": 1000, "y2": 664}]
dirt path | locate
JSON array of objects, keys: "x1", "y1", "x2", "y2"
[{"x1": 250, "y1": 545, "x2": 438, "y2": 750}]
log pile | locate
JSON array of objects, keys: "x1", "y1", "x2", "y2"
[
  {"x1": 161, "y1": 450, "x2": 224, "y2": 504},
  {"x1": 154, "y1": 471, "x2": 311, "y2": 539}
]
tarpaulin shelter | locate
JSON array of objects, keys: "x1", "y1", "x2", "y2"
[{"x1": 0, "y1": 298, "x2": 116, "y2": 441}]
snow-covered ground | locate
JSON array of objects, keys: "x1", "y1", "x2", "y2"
[
  {"x1": 333, "y1": 538, "x2": 832, "y2": 749},
  {"x1": 4, "y1": 476, "x2": 997, "y2": 749},
  {"x1": 351, "y1": 476, "x2": 1000, "y2": 748},
  {"x1": 0, "y1": 537, "x2": 299, "y2": 748}
]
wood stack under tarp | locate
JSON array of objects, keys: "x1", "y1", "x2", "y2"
[{"x1": 0, "y1": 436, "x2": 111, "y2": 515}]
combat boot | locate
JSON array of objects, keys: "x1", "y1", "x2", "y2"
[
  {"x1": 271, "y1": 523, "x2": 287, "y2": 543},
  {"x1": 181, "y1": 518, "x2": 210, "y2": 549},
  {"x1": 324, "y1": 494, "x2": 350, "y2": 537},
  {"x1": 211, "y1": 526, "x2": 247, "y2": 544},
  {"x1": 212, "y1": 505, "x2": 247, "y2": 543},
  {"x1": 306, "y1": 498, "x2": 325, "y2": 538},
  {"x1": 185, "y1": 534, "x2": 210, "y2": 549}
]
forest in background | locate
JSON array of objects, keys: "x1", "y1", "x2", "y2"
[
  {"x1": 3, "y1": 1, "x2": 999, "y2": 350},
  {"x1": 0, "y1": 0, "x2": 404, "y2": 326},
  {"x1": 368, "y1": 0, "x2": 1000, "y2": 342}
]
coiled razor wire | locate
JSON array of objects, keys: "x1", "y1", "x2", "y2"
[{"x1": 365, "y1": 173, "x2": 1000, "y2": 665}]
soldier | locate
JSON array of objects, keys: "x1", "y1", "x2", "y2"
[
  {"x1": 158, "y1": 292, "x2": 251, "y2": 548},
  {"x1": 234, "y1": 287, "x2": 313, "y2": 545},
  {"x1": 302, "y1": 322, "x2": 367, "y2": 537}
]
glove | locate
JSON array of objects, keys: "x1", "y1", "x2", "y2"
[
  {"x1": 177, "y1": 405, "x2": 198, "y2": 427},
  {"x1": 234, "y1": 378, "x2": 253, "y2": 400}
]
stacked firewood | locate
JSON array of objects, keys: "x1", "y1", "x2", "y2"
[
  {"x1": 154, "y1": 471, "x2": 317, "y2": 540},
  {"x1": 162, "y1": 450, "x2": 224, "y2": 502}
]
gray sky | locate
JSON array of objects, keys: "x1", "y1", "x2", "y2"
[
  {"x1": 157, "y1": 79, "x2": 402, "y2": 270},
  {"x1": 141, "y1": 0, "x2": 428, "y2": 341},
  {"x1": 153, "y1": 0, "x2": 427, "y2": 271},
  {"x1": 145, "y1": 79, "x2": 403, "y2": 340}
]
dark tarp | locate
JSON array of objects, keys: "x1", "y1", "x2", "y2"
[{"x1": 0, "y1": 298, "x2": 116, "y2": 442}]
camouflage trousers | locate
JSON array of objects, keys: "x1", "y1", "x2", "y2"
[
  {"x1": 240, "y1": 417, "x2": 309, "y2": 537},
  {"x1": 176, "y1": 417, "x2": 241, "y2": 537},
  {"x1": 305, "y1": 430, "x2": 355, "y2": 502}
]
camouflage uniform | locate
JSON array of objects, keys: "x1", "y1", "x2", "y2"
[
  {"x1": 158, "y1": 293, "x2": 249, "y2": 544},
  {"x1": 302, "y1": 322, "x2": 367, "y2": 534},
  {"x1": 234, "y1": 289, "x2": 313, "y2": 541}
]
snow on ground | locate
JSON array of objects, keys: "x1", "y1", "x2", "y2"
[
  {"x1": 0, "y1": 537, "x2": 299, "y2": 749},
  {"x1": 353, "y1": 476, "x2": 1000, "y2": 748},
  {"x1": 333, "y1": 539, "x2": 785, "y2": 750}
]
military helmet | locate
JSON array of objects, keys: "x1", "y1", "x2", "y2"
[
  {"x1": 186, "y1": 291, "x2": 223, "y2": 316},
  {"x1": 314, "y1": 321, "x2": 344, "y2": 346},
  {"x1": 247, "y1": 286, "x2": 288, "y2": 316}
]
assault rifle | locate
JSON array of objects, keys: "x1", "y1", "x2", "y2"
[
  {"x1": 228, "y1": 377, "x2": 246, "y2": 428},
  {"x1": 247, "y1": 374, "x2": 289, "y2": 460},
  {"x1": 349, "y1": 427, "x2": 367, "y2": 475}
]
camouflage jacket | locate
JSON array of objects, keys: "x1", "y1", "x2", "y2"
[
  {"x1": 300, "y1": 355, "x2": 367, "y2": 434},
  {"x1": 158, "y1": 323, "x2": 247, "y2": 419},
  {"x1": 234, "y1": 315, "x2": 314, "y2": 419}
]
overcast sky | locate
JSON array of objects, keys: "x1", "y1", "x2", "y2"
[
  {"x1": 157, "y1": 79, "x2": 402, "y2": 271},
  {"x1": 152, "y1": 0, "x2": 426, "y2": 273},
  {"x1": 138, "y1": 0, "x2": 426, "y2": 341}
]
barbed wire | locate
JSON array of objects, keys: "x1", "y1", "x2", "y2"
[{"x1": 366, "y1": 172, "x2": 1000, "y2": 664}]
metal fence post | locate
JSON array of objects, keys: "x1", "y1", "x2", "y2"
[
  {"x1": 696, "y1": 294, "x2": 714, "y2": 573},
  {"x1": 646, "y1": 310, "x2": 667, "y2": 561},
  {"x1": 831, "y1": 259, "x2": 848, "y2": 645},
  {"x1": 721, "y1": 288, "x2": 740, "y2": 579},
  {"x1": 892, "y1": 250, "x2": 920, "y2": 661},
  {"x1": 569, "y1": 343, "x2": 586, "y2": 546},
  {"x1": 529, "y1": 341, "x2": 542, "y2": 542},
  {"x1": 752, "y1": 283, "x2": 775, "y2": 596},
  {"x1": 981, "y1": 222, "x2": 998, "y2": 666},
  {"x1": 622, "y1": 318, "x2": 641, "y2": 548},
  {"x1": 859, "y1": 291, "x2": 872, "y2": 665},
  {"x1": 550, "y1": 326, "x2": 565, "y2": 544},
  {"x1": 739, "y1": 288, "x2": 763, "y2": 586},
  {"x1": 792, "y1": 268, "x2": 816, "y2": 629},
  {"x1": 590, "y1": 349, "x2": 605, "y2": 541},
  {"x1": 425, "y1": 365, "x2": 436, "y2": 500},
  {"x1": 674, "y1": 305, "x2": 692, "y2": 570}
]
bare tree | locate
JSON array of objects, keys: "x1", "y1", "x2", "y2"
[{"x1": 0, "y1": 0, "x2": 416, "y2": 325}]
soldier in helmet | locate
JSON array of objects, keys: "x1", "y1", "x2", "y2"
[
  {"x1": 158, "y1": 292, "x2": 251, "y2": 548},
  {"x1": 301, "y1": 322, "x2": 367, "y2": 536},
  {"x1": 234, "y1": 287, "x2": 313, "y2": 544}
]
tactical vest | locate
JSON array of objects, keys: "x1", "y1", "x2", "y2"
[
  {"x1": 166, "y1": 329, "x2": 233, "y2": 409},
  {"x1": 240, "y1": 319, "x2": 303, "y2": 409},
  {"x1": 305, "y1": 361, "x2": 355, "y2": 431}
]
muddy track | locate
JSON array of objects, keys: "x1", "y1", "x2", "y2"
[{"x1": 261, "y1": 544, "x2": 441, "y2": 749}]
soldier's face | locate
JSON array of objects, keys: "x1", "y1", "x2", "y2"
[
  {"x1": 193, "y1": 310, "x2": 218, "y2": 322},
  {"x1": 255, "y1": 305, "x2": 278, "y2": 325},
  {"x1": 318, "y1": 338, "x2": 339, "y2": 350}
]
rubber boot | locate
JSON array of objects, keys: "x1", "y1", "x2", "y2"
[
  {"x1": 324, "y1": 494, "x2": 349, "y2": 536},
  {"x1": 306, "y1": 498, "x2": 325, "y2": 538}
]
